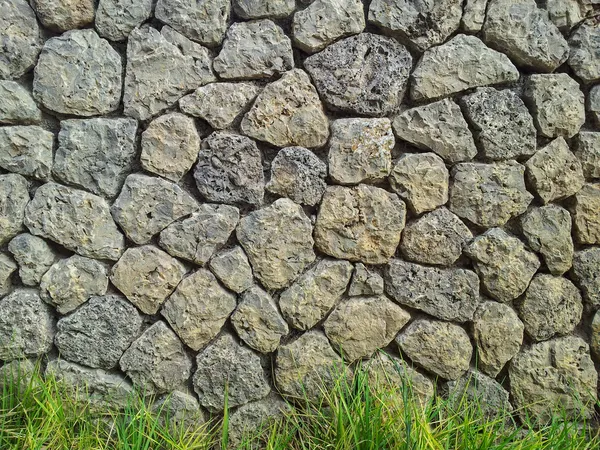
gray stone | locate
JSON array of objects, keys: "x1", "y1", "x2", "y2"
[
  {"x1": 140, "y1": 113, "x2": 200, "y2": 182},
  {"x1": 120, "y1": 321, "x2": 192, "y2": 395},
  {"x1": 590, "y1": 84, "x2": 600, "y2": 126},
  {"x1": 110, "y1": 245, "x2": 186, "y2": 315},
  {"x1": 396, "y1": 319, "x2": 472, "y2": 380},
  {"x1": 410, "y1": 34, "x2": 520, "y2": 102},
  {"x1": 541, "y1": 0, "x2": 592, "y2": 31},
  {"x1": 445, "y1": 371, "x2": 512, "y2": 419},
  {"x1": 209, "y1": 246, "x2": 254, "y2": 294},
  {"x1": 152, "y1": 390, "x2": 206, "y2": 430},
  {"x1": 231, "y1": 285, "x2": 289, "y2": 353},
  {"x1": 159, "y1": 204, "x2": 240, "y2": 265},
  {"x1": 233, "y1": 0, "x2": 295, "y2": 19},
  {"x1": 574, "y1": 132, "x2": 600, "y2": 179},
  {"x1": 95, "y1": 0, "x2": 153, "y2": 42},
  {"x1": 0, "y1": 175, "x2": 29, "y2": 246},
  {"x1": 161, "y1": 269, "x2": 237, "y2": 351},
  {"x1": 568, "y1": 20, "x2": 600, "y2": 83},
  {"x1": 8, "y1": 234, "x2": 59, "y2": 286},
  {"x1": 393, "y1": 99, "x2": 477, "y2": 164},
  {"x1": 385, "y1": 259, "x2": 480, "y2": 322},
  {"x1": 24, "y1": 182, "x2": 125, "y2": 261},
  {"x1": 348, "y1": 263, "x2": 384, "y2": 297},
  {"x1": 0, "y1": 81, "x2": 42, "y2": 125},
  {"x1": 31, "y1": 0, "x2": 94, "y2": 31},
  {"x1": 304, "y1": 33, "x2": 412, "y2": 117},
  {"x1": 462, "y1": 0, "x2": 488, "y2": 32},
  {"x1": 0, "y1": 359, "x2": 37, "y2": 394},
  {"x1": 572, "y1": 183, "x2": 600, "y2": 244},
  {"x1": 0, "y1": 126, "x2": 53, "y2": 181},
  {"x1": 0, "y1": 254, "x2": 17, "y2": 297},
  {"x1": 592, "y1": 310, "x2": 600, "y2": 361},
  {"x1": 194, "y1": 132, "x2": 264, "y2": 207},
  {"x1": 111, "y1": 174, "x2": 199, "y2": 245},
  {"x1": 237, "y1": 198, "x2": 315, "y2": 290},
  {"x1": 465, "y1": 228, "x2": 540, "y2": 302},
  {"x1": 193, "y1": 333, "x2": 270, "y2": 412},
  {"x1": 572, "y1": 247, "x2": 600, "y2": 308},
  {"x1": 279, "y1": 259, "x2": 353, "y2": 331},
  {"x1": 40, "y1": 255, "x2": 109, "y2": 314},
  {"x1": 55, "y1": 295, "x2": 142, "y2": 369},
  {"x1": 449, "y1": 161, "x2": 533, "y2": 228},
  {"x1": 314, "y1": 185, "x2": 406, "y2": 264},
  {"x1": 33, "y1": 29, "x2": 122, "y2": 116}
]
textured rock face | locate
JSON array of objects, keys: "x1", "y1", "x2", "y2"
[
  {"x1": 590, "y1": 85, "x2": 600, "y2": 126},
  {"x1": 233, "y1": 0, "x2": 295, "y2": 19},
  {"x1": 0, "y1": 254, "x2": 17, "y2": 297},
  {"x1": 0, "y1": 82, "x2": 42, "y2": 125},
  {"x1": 462, "y1": 0, "x2": 488, "y2": 32},
  {"x1": 568, "y1": 20, "x2": 600, "y2": 84},
  {"x1": 32, "y1": 0, "x2": 94, "y2": 31},
  {"x1": 542, "y1": 0, "x2": 592, "y2": 31},
  {"x1": 572, "y1": 247, "x2": 600, "y2": 308},
  {"x1": 348, "y1": 263, "x2": 384, "y2": 297},
  {"x1": 0, "y1": 126, "x2": 53, "y2": 181},
  {"x1": 8, "y1": 234, "x2": 59, "y2": 286},
  {"x1": 574, "y1": 132, "x2": 600, "y2": 179},
  {"x1": 208, "y1": 246, "x2": 253, "y2": 294},
  {"x1": 96, "y1": 0, "x2": 153, "y2": 41},
  {"x1": 572, "y1": 183, "x2": 600, "y2": 244},
  {"x1": 0, "y1": 174, "x2": 29, "y2": 246},
  {"x1": 152, "y1": 391, "x2": 206, "y2": 430},
  {"x1": 445, "y1": 371, "x2": 512, "y2": 420}
]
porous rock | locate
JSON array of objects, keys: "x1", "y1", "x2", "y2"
[
  {"x1": 0, "y1": 359, "x2": 36, "y2": 394},
  {"x1": 0, "y1": 174, "x2": 29, "y2": 246},
  {"x1": 209, "y1": 246, "x2": 254, "y2": 294},
  {"x1": 541, "y1": 0, "x2": 592, "y2": 31},
  {"x1": 0, "y1": 81, "x2": 42, "y2": 125},
  {"x1": 592, "y1": 310, "x2": 600, "y2": 360},
  {"x1": 462, "y1": 0, "x2": 488, "y2": 32},
  {"x1": 151, "y1": 391, "x2": 206, "y2": 430},
  {"x1": 8, "y1": 234, "x2": 59, "y2": 286},
  {"x1": 572, "y1": 247, "x2": 600, "y2": 308},
  {"x1": 233, "y1": 0, "x2": 295, "y2": 19},
  {"x1": 590, "y1": 84, "x2": 600, "y2": 126},
  {"x1": 0, "y1": 126, "x2": 53, "y2": 181},
  {"x1": 348, "y1": 263, "x2": 384, "y2": 297},
  {"x1": 0, "y1": 254, "x2": 17, "y2": 297},
  {"x1": 572, "y1": 183, "x2": 600, "y2": 244},
  {"x1": 574, "y1": 132, "x2": 600, "y2": 179},
  {"x1": 568, "y1": 20, "x2": 600, "y2": 84},
  {"x1": 95, "y1": 0, "x2": 153, "y2": 42},
  {"x1": 31, "y1": 0, "x2": 95, "y2": 31},
  {"x1": 445, "y1": 371, "x2": 512, "y2": 419}
]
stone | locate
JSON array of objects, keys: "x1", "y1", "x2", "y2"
[
  {"x1": 24, "y1": 182, "x2": 125, "y2": 261},
  {"x1": 279, "y1": 259, "x2": 353, "y2": 331},
  {"x1": 33, "y1": 29, "x2": 121, "y2": 116},
  {"x1": 465, "y1": 228, "x2": 540, "y2": 302},
  {"x1": 0, "y1": 289, "x2": 54, "y2": 361},
  {"x1": 8, "y1": 234, "x2": 59, "y2": 286},
  {"x1": 314, "y1": 185, "x2": 406, "y2": 264},
  {"x1": 592, "y1": 310, "x2": 600, "y2": 360},
  {"x1": 0, "y1": 126, "x2": 53, "y2": 181},
  {"x1": 0, "y1": 174, "x2": 29, "y2": 246},
  {"x1": 55, "y1": 295, "x2": 142, "y2": 369},
  {"x1": 385, "y1": 259, "x2": 480, "y2": 322},
  {"x1": 214, "y1": 20, "x2": 294, "y2": 79},
  {"x1": 292, "y1": 0, "x2": 365, "y2": 53},
  {"x1": 193, "y1": 333, "x2": 270, "y2": 412},
  {"x1": 572, "y1": 247, "x2": 600, "y2": 308},
  {"x1": 348, "y1": 263, "x2": 384, "y2": 297},
  {"x1": 572, "y1": 183, "x2": 600, "y2": 244},
  {"x1": 180, "y1": 83, "x2": 260, "y2": 130},
  {"x1": 396, "y1": 319, "x2": 472, "y2": 380},
  {"x1": 304, "y1": 33, "x2": 412, "y2": 117},
  {"x1": 324, "y1": 295, "x2": 410, "y2": 362},
  {"x1": 31, "y1": 0, "x2": 94, "y2": 31},
  {"x1": 521, "y1": 205, "x2": 574, "y2": 275},
  {"x1": 110, "y1": 245, "x2": 186, "y2": 315},
  {"x1": 266, "y1": 147, "x2": 327, "y2": 207},
  {"x1": 328, "y1": 118, "x2": 393, "y2": 185},
  {"x1": 111, "y1": 174, "x2": 199, "y2": 245},
  {"x1": 241, "y1": 69, "x2": 329, "y2": 148},
  {"x1": 237, "y1": 199, "x2": 315, "y2": 290},
  {"x1": 482, "y1": 0, "x2": 569, "y2": 72},
  {"x1": 462, "y1": 0, "x2": 488, "y2": 32},
  {"x1": 159, "y1": 204, "x2": 239, "y2": 265},
  {"x1": 460, "y1": 88, "x2": 537, "y2": 161},
  {"x1": 233, "y1": 0, "x2": 295, "y2": 19},
  {"x1": 445, "y1": 371, "x2": 512, "y2": 419},
  {"x1": 0, "y1": 81, "x2": 42, "y2": 125},
  {"x1": 389, "y1": 153, "x2": 449, "y2": 215},
  {"x1": 209, "y1": 246, "x2": 254, "y2": 294},
  {"x1": 590, "y1": 85, "x2": 600, "y2": 126},
  {"x1": 523, "y1": 74, "x2": 585, "y2": 138},
  {"x1": 541, "y1": 0, "x2": 592, "y2": 31},
  {"x1": 152, "y1": 390, "x2": 206, "y2": 430},
  {"x1": 392, "y1": 99, "x2": 477, "y2": 164},
  {"x1": 449, "y1": 161, "x2": 533, "y2": 228},
  {"x1": 368, "y1": 0, "x2": 462, "y2": 51},
  {"x1": 399, "y1": 208, "x2": 473, "y2": 267},
  {"x1": 161, "y1": 269, "x2": 237, "y2": 351},
  {"x1": 194, "y1": 132, "x2": 264, "y2": 207},
  {"x1": 0, "y1": 254, "x2": 17, "y2": 297},
  {"x1": 574, "y1": 132, "x2": 600, "y2": 179},
  {"x1": 509, "y1": 336, "x2": 597, "y2": 422},
  {"x1": 40, "y1": 255, "x2": 109, "y2": 314},
  {"x1": 120, "y1": 321, "x2": 192, "y2": 395},
  {"x1": 0, "y1": 359, "x2": 36, "y2": 394},
  {"x1": 473, "y1": 301, "x2": 524, "y2": 377},
  {"x1": 140, "y1": 113, "x2": 200, "y2": 182},
  {"x1": 54, "y1": 118, "x2": 138, "y2": 198},
  {"x1": 568, "y1": 20, "x2": 600, "y2": 83},
  {"x1": 95, "y1": 0, "x2": 153, "y2": 42},
  {"x1": 231, "y1": 285, "x2": 289, "y2": 353},
  {"x1": 410, "y1": 34, "x2": 520, "y2": 102}
]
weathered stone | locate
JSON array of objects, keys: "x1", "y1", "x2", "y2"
[
  {"x1": 120, "y1": 321, "x2": 192, "y2": 395},
  {"x1": 590, "y1": 84, "x2": 600, "y2": 126},
  {"x1": 396, "y1": 319, "x2": 472, "y2": 380},
  {"x1": 55, "y1": 295, "x2": 142, "y2": 369},
  {"x1": 410, "y1": 34, "x2": 520, "y2": 102},
  {"x1": 193, "y1": 333, "x2": 270, "y2": 412},
  {"x1": 31, "y1": 0, "x2": 94, "y2": 31},
  {"x1": 209, "y1": 246, "x2": 253, "y2": 294},
  {"x1": 348, "y1": 263, "x2": 384, "y2": 297},
  {"x1": 572, "y1": 247, "x2": 600, "y2": 308},
  {"x1": 233, "y1": 0, "x2": 295, "y2": 19},
  {"x1": 304, "y1": 33, "x2": 412, "y2": 116},
  {"x1": 462, "y1": 0, "x2": 488, "y2": 32},
  {"x1": 574, "y1": 132, "x2": 600, "y2": 179},
  {"x1": 572, "y1": 183, "x2": 600, "y2": 244},
  {"x1": 0, "y1": 174, "x2": 29, "y2": 246},
  {"x1": 449, "y1": 161, "x2": 533, "y2": 228},
  {"x1": 8, "y1": 234, "x2": 58, "y2": 286},
  {"x1": 0, "y1": 359, "x2": 36, "y2": 394},
  {"x1": 95, "y1": 0, "x2": 153, "y2": 42},
  {"x1": 541, "y1": 0, "x2": 592, "y2": 31},
  {"x1": 393, "y1": 99, "x2": 477, "y2": 164},
  {"x1": 161, "y1": 269, "x2": 237, "y2": 351},
  {"x1": 0, "y1": 254, "x2": 17, "y2": 297},
  {"x1": 112, "y1": 174, "x2": 199, "y2": 245},
  {"x1": 0, "y1": 126, "x2": 53, "y2": 181},
  {"x1": 152, "y1": 390, "x2": 206, "y2": 430},
  {"x1": 445, "y1": 371, "x2": 512, "y2": 419},
  {"x1": 237, "y1": 199, "x2": 315, "y2": 290},
  {"x1": 315, "y1": 185, "x2": 406, "y2": 264},
  {"x1": 465, "y1": 228, "x2": 540, "y2": 302},
  {"x1": 385, "y1": 259, "x2": 480, "y2": 322},
  {"x1": 0, "y1": 81, "x2": 42, "y2": 125},
  {"x1": 110, "y1": 245, "x2": 186, "y2": 315},
  {"x1": 33, "y1": 29, "x2": 121, "y2": 116},
  {"x1": 279, "y1": 259, "x2": 353, "y2": 331},
  {"x1": 568, "y1": 20, "x2": 600, "y2": 83},
  {"x1": 159, "y1": 204, "x2": 239, "y2": 265},
  {"x1": 231, "y1": 285, "x2": 289, "y2": 353}
]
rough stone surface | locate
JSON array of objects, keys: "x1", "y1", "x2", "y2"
[
  {"x1": 0, "y1": 126, "x2": 53, "y2": 181},
  {"x1": 0, "y1": 174, "x2": 29, "y2": 246},
  {"x1": 95, "y1": 0, "x2": 153, "y2": 42},
  {"x1": 572, "y1": 183, "x2": 600, "y2": 244},
  {"x1": 152, "y1": 391, "x2": 206, "y2": 430},
  {"x1": 568, "y1": 20, "x2": 600, "y2": 84},
  {"x1": 0, "y1": 254, "x2": 17, "y2": 297},
  {"x1": 572, "y1": 247, "x2": 600, "y2": 308},
  {"x1": 445, "y1": 371, "x2": 512, "y2": 419},
  {"x1": 592, "y1": 310, "x2": 600, "y2": 360},
  {"x1": 208, "y1": 246, "x2": 253, "y2": 294},
  {"x1": 462, "y1": 0, "x2": 488, "y2": 32},
  {"x1": 32, "y1": 0, "x2": 94, "y2": 31},
  {"x1": 348, "y1": 263, "x2": 384, "y2": 297},
  {"x1": 8, "y1": 234, "x2": 59, "y2": 286},
  {"x1": 0, "y1": 81, "x2": 42, "y2": 125},
  {"x1": 233, "y1": 0, "x2": 295, "y2": 19},
  {"x1": 541, "y1": 0, "x2": 592, "y2": 31},
  {"x1": 0, "y1": 359, "x2": 36, "y2": 394},
  {"x1": 590, "y1": 84, "x2": 600, "y2": 126},
  {"x1": 574, "y1": 132, "x2": 600, "y2": 179}
]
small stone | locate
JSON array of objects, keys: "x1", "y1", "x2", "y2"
[
  {"x1": 385, "y1": 259, "x2": 480, "y2": 322},
  {"x1": 31, "y1": 0, "x2": 94, "y2": 31},
  {"x1": 0, "y1": 359, "x2": 37, "y2": 394},
  {"x1": 304, "y1": 33, "x2": 412, "y2": 117},
  {"x1": 279, "y1": 259, "x2": 353, "y2": 331},
  {"x1": 237, "y1": 199, "x2": 315, "y2": 290},
  {"x1": 209, "y1": 247, "x2": 253, "y2": 294},
  {"x1": 0, "y1": 174, "x2": 29, "y2": 246},
  {"x1": 348, "y1": 263, "x2": 384, "y2": 297},
  {"x1": 161, "y1": 269, "x2": 237, "y2": 351},
  {"x1": 314, "y1": 185, "x2": 406, "y2": 264},
  {"x1": 462, "y1": 0, "x2": 488, "y2": 32},
  {"x1": 193, "y1": 333, "x2": 270, "y2": 412},
  {"x1": 33, "y1": 29, "x2": 122, "y2": 116},
  {"x1": 445, "y1": 371, "x2": 512, "y2": 420},
  {"x1": 590, "y1": 85, "x2": 600, "y2": 126},
  {"x1": 233, "y1": 0, "x2": 295, "y2": 19},
  {"x1": 0, "y1": 254, "x2": 17, "y2": 297},
  {"x1": 152, "y1": 391, "x2": 206, "y2": 430},
  {"x1": 95, "y1": 0, "x2": 153, "y2": 42},
  {"x1": 572, "y1": 247, "x2": 600, "y2": 308},
  {"x1": 0, "y1": 81, "x2": 42, "y2": 125},
  {"x1": 572, "y1": 183, "x2": 600, "y2": 244},
  {"x1": 396, "y1": 319, "x2": 472, "y2": 380},
  {"x1": 541, "y1": 0, "x2": 592, "y2": 31},
  {"x1": 0, "y1": 126, "x2": 53, "y2": 181},
  {"x1": 55, "y1": 295, "x2": 142, "y2": 369},
  {"x1": 120, "y1": 321, "x2": 192, "y2": 395},
  {"x1": 410, "y1": 34, "x2": 520, "y2": 102},
  {"x1": 465, "y1": 228, "x2": 540, "y2": 302},
  {"x1": 110, "y1": 245, "x2": 186, "y2": 315},
  {"x1": 568, "y1": 20, "x2": 600, "y2": 83},
  {"x1": 8, "y1": 234, "x2": 59, "y2": 286},
  {"x1": 574, "y1": 132, "x2": 600, "y2": 179}
]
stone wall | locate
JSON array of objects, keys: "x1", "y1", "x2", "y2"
[{"x1": 1, "y1": 0, "x2": 600, "y2": 436}]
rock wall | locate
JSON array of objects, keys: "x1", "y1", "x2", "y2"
[{"x1": 1, "y1": 0, "x2": 600, "y2": 434}]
